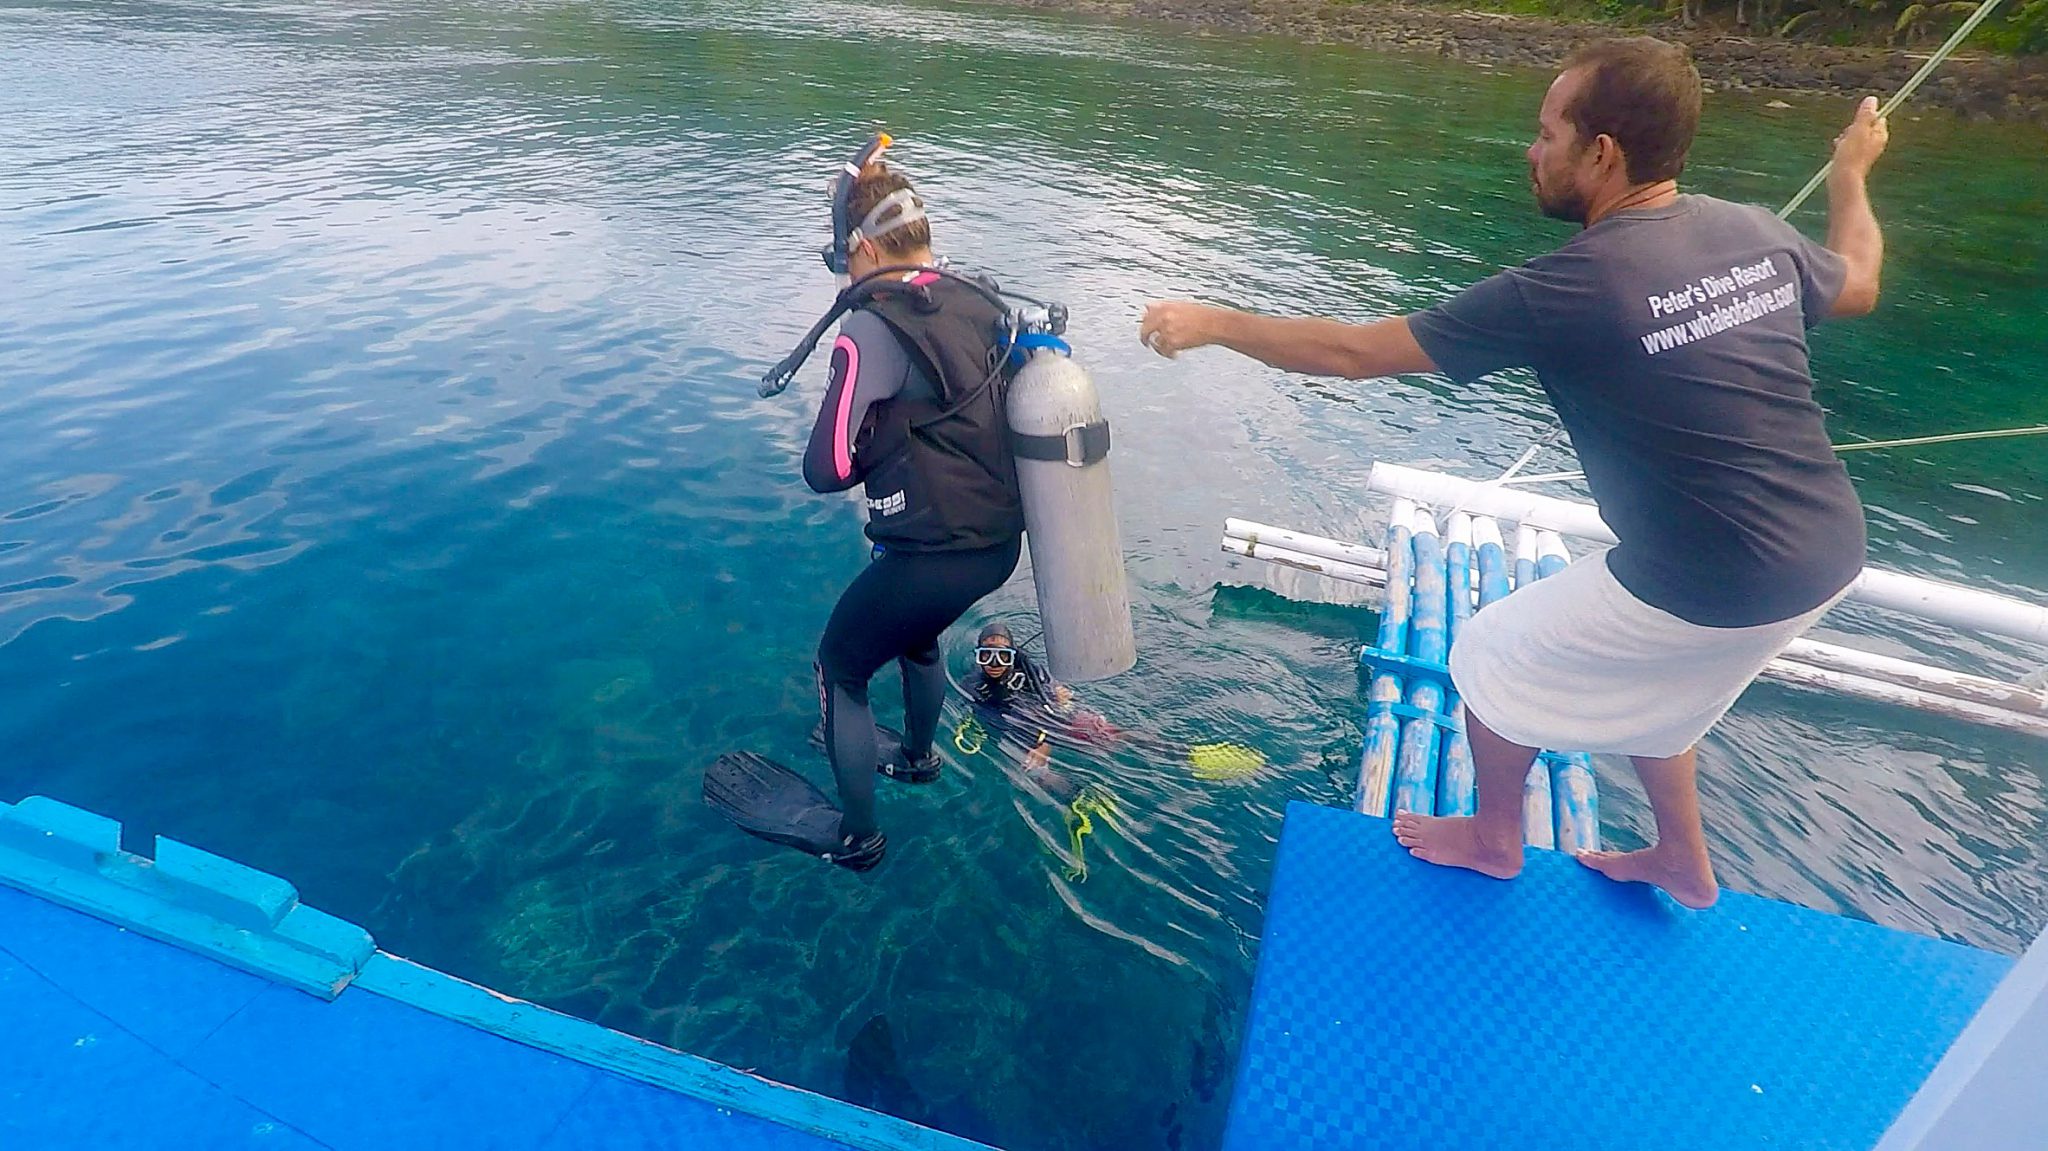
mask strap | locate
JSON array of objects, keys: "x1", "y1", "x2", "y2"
[{"x1": 848, "y1": 189, "x2": 926, "y2": 249}]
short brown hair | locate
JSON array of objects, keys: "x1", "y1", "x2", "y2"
[
  {"x1": 845, "y1": 160, "x2": 931, "y2": 255},
  {"x1": 1561, "y1": 38, "x2": 1702, "y2": 184}
]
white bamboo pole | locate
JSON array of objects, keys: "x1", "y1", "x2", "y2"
[
  {"x1": 1446, "y1": 512, "x2": 1474, "y2": 552},
  {"x1": 1761, "y1": 661, "x2": 2048, "y2": 740},
  {"x1": 1367, "y1": 463, "x2": 2048, "y2": 645},
  {"x1": 1222, "y1": 519, "x2": 1388, "y2": 573},
  {"x1": 1780, "y1": 638, "x2": 2048, "y2": 718},
  {"x1": 1373, "y1": 463, "x2": 1618, "y2": 541},
  {"x1": 1223, "y1": 527, "x2": 1490, "y2": 604},
  {"x1": 1471, "y1": 515, "x2": 1505, "y2": 561},
  {"x1": 1846, "y1": 568, "x2": 2048, "y2": 646},
  {"x1": 1220, "y1": 537, "x2": 1387, "y2": 588},
  {"x1": 1513, "y1": 523, "x2": 1541, "y2": 590}
]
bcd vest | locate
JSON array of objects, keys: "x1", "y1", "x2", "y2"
[{"x1": 852, "y1": 275, "x2": 1025, "y2": 552}]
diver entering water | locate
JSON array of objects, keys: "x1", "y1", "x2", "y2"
[{"x1": 705, "y1": 136, "x2": 1028, "y2": 871}]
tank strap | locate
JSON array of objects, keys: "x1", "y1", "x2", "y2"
[{"x1": 1013, "y1": 420, "x2": 1111, "y2": 467}]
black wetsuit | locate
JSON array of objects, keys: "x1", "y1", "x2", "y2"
[{"x1": 802, "y1": 272, "x2": 1023, "y2": 843}]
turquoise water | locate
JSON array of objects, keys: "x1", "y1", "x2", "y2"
[{"x1": 2, "y1": 1, "x2": 2045, "y2": 1147}]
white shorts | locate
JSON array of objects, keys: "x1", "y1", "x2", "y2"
[{"x1": 1448, "y1": 551, "x2": 1843, "y2": 758}]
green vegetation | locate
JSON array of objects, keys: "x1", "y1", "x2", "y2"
[{"x1": 1388, "y1": 0, "x2": 2047, "y2": 51}]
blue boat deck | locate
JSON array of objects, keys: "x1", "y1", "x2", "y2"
[
  {"x1": 1223, "y1": 801, "x2": 2014, "y2": 1151},
  {"x1": 0, "y1": 797, "x2": 985, "y2": 1151},
  {"x1": 2, "y1": 884, "x2": 839, "y2": 1149},
  {"x1": 5, "y1": 793, "x2": 2036, "y2": 1151}
]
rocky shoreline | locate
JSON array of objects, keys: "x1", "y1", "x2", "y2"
[{"x1": 985, "y1": 0, "x2": 2048, "y2": 122}]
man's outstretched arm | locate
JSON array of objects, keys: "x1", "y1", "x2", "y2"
[
  {"x1": 1139, "y1": 302, "x2": 1439, "y2": 379},
  {"x1": 1825, "y1": 95, "x2": 1888, "y2": 318}
]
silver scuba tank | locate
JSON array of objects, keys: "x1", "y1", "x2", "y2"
[{"x1": 1006, "y1": 341, "x2": 1137, "y2": 682}]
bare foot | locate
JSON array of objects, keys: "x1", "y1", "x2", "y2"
[
  {"x1": 1577, "y1": 845, "x2": 1719, "y2": 909},
  {"x1": 1391, "y1": 813, "x2": 1524, "y2": 880}
]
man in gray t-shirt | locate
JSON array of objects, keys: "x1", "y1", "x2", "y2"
[
  {"x1": 1138, "y1": 37, "x2": 1889, "y2": 909},
  {"x1": 1409, "y1": 195, "x2": 1868, "y2": 629}
]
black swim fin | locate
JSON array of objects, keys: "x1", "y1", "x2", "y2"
[
  {"x1": 808, "y1": 722, "x2": 941, "y2": 784},
  {"x1": 703, "y1": 752, "x2": 886, "y2": 870}
]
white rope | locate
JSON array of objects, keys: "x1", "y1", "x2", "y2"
[
  {"x1": 1476, "y1": 423, "x2": 2048, "y2": 489},
  {"x1": 1497, "y1": 469, "x2": 1587, "y2": 486},
  {"x1": 1435, "y1": 426, "x2": 1567, "y2": 526},
  {"x1": 1778, "y1": 0, "x2": 2015, "y2": 218},
  {"x1": 1834, "y1": 424, "x2": 2048, "y2": 452}
]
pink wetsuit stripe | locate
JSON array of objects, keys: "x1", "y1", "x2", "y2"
[{"x1": 831, "y1": 334, "x2": 859, "y2": 481}]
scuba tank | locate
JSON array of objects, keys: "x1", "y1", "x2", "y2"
[{"x1": 1006, "y1": 329, "x2": 1136, "y2": 682}]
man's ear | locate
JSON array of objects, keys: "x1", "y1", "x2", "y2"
[{"x1": 1594, "y1": 133, "x2": 1625, "y2": 179}]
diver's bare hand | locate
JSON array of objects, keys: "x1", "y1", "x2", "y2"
[
  {"x1": 1139, "y1": 300, "x2": 1224, "y2": 359},
  {"x1": 1831, "y1": 96, "x2": 1889, "y2": 181}
]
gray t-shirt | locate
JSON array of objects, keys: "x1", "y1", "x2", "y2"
[{"x1": 1408, "y1": 194, "x2": 1866, "y2": 627}]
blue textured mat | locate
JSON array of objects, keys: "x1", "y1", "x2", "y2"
[
  {"x1": 0, "y1": 883, "x2": 878, "y2": 1151},
  {"x1": 1223, "y1": 802, "x2": 2012, "y2": 1151}
]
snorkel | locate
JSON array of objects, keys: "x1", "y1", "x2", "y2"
[{"x1": 821, "y1": 132, "x2": 895, "y2": 278}]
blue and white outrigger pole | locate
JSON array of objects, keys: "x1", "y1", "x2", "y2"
[{"x1": 1221, "y1": 468, "x2": 2048, "y2": 740}]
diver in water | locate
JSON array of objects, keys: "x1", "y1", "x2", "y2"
[
  {"x1": 705, "y1": 137, "x2": 1026, "y2": 872},
  {"x1": 966, "y1": 619, "x2": 1266, "y2": 778},
  {"x1": 959, "y1": 620, "x2": 1265, "y2": 880},
  {"x1": 964, "y1": 619, "x2": 1267, "y2": 792},
  {"x1": 966, "y1": 621, "x2": 1120, "y2": 754},
  {"x1": 966, "y1": 620, "x2": 1086, "y2": 806},
  {"x1": 963, "y1": 620, "x2": 1114, "y2": 878}
]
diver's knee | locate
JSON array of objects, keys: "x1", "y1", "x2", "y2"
[{"x1": 817, "y1": 658, "x2": 868, "y2": 702}]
